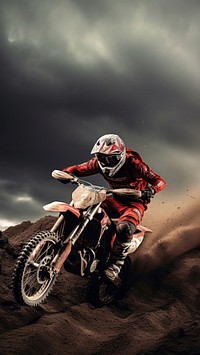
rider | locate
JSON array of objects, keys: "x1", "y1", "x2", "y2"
[{"x1": 62, "y1": 134, "x2": 166, "y2": 282}]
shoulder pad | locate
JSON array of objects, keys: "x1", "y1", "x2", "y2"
[{"x1": 126, "y1": 148, "x2": 143, "y2": 161}]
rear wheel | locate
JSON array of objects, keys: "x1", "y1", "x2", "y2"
[
  {"x1": 87, "y1": 256, "x2": 132, "y2": 307},
  {"x1": 12, "y1": 231, "x2": 60, "y2": 306}
]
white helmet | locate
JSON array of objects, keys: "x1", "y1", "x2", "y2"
[{"x1": 91, "y1": 134, "x2": 126, "y2": 177}]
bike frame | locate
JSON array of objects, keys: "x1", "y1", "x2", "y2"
[{"x1": 46, "y1": 200, "x2": 104, "y2": 273}]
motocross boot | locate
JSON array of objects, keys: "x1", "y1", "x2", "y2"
[
  {"x1": 104, "y1": 240, "x2": 131, "y2": 283},
  {"x1": 104, "y1": 220, "x2": 135, "y2": 283}
]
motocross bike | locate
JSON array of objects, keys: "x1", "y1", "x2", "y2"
[{"x1": 12, "y1": 170, "x2": 152, "y2": 307}]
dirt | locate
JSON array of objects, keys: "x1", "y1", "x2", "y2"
[{"x1": 1, "y1": 189, "x2": 200, "y2": 354}]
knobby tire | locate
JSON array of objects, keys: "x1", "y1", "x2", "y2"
[
  {"x1": 87, "y1": 256, "x2": 132, "y2": 307},
  {"x1": 12, "y1": 231, "x2": 60, "y2": 306}
]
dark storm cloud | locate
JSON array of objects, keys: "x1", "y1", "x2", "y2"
[{"x1": 1, "y1": 0, "x2": 200, "y2": 229}]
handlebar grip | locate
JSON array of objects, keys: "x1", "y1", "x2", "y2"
[
  {"x1": 110, "y1": 188, "x2": 142, "y2": 198},
  {"x1": 51, "y1": 170, "x2": 77, "y2": 182}
]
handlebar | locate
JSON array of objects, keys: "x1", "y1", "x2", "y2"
[{"x1": 51, "y1": 170, "x2": 142, "y2": 199}]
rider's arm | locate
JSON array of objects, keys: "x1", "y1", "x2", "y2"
[
  {"x1": 62, "y1": 157, "x2": 100, "y2": 177},
  {"x1": 133, "y1": 157, "x2": 166, "y2": 193}
]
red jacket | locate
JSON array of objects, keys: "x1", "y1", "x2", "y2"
[{"x1": 63, "y1": 148, "x2": 166, "y2": 194}]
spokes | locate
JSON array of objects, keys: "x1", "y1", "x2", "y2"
[
  {"x1": 28, "y1": 240, "x2": 55, "y2": 265},
  {"x1": 23, "y1": 266, "x2": 46, "y2": 296}
]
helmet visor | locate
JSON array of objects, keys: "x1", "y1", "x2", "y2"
[{"x1": 96, "y1": 154, "x2": 121, "y2": 167}]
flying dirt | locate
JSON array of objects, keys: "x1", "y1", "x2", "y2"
[{"x1": 1, "y1": 187, "x2": 200, "y2": 354}]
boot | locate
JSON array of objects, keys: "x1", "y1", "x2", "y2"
[{"x1": 104, "y1": 239, "x2": 131, "y2": 283}]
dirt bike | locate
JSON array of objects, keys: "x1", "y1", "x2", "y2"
[{"x1": 12, "y1": 170, "x2": 152, "y2": 307}]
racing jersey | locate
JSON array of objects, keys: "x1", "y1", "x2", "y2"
[{"x1": 63, "y1": 148, "x2": 166, "y2": 194}]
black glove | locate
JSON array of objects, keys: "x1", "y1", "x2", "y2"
[{"x1": 141, "y1": 187, "x2": 155, "y2": 201}]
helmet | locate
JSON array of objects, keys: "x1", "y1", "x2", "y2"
[{"x1": 91, "y1": 134, "x2": 126, "y2": 177}]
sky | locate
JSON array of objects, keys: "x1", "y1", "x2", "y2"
[{"x1": 1, "y1": 0, "x2": 200, "y2": 230}]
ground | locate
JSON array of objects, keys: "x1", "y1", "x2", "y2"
[{"x1": 1, "y1": 189, "x2": 200, "y2": 354}]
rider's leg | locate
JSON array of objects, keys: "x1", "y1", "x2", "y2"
[
  {"x1": 105, "y1": 203, "x2": 145, "y2": 282},
  {"x1": 104, "y1": 220, "x2": 136, "y2": 281}
]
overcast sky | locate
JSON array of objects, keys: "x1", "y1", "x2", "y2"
[{"x1": 1, "y1": 0, "x2": 200, "y2": 230}]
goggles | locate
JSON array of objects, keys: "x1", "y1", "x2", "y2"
[{"x1": 96, "y1": 153, "x2": 121, "y2": 167}]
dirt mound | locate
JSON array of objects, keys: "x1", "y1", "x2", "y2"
[{"x1": 1, "y1": 191, "x2": 200, "y2": 354}]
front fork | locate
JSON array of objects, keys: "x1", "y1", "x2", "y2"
[
  {"x1": 51, "y1": 202, "x2": 103, "y2": 273},
  {"x1": 50, "y1": 214, "x2": 65, "y2": 234}
]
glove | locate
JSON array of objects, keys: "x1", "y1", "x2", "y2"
[{"x1": 141, "y1": 187, "x2": 155, "y2": 201}]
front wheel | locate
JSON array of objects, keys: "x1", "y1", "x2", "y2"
[
  {"x1": 12, "y1": 231, "x2": 60, "y2": 306},
  {"x1": 87, "y1": 256, "x2": 132, "y2": 307}
]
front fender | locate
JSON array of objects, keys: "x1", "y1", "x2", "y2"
[{"x1": 43, "y1": 201, "x2": 80, "y2": 217}]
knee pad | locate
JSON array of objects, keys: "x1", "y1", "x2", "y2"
[{"x1": 116, "y1": 221, "x2": 136, "y2": 242}]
